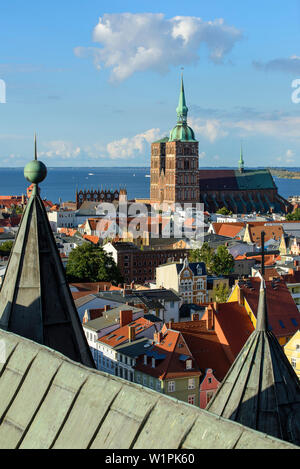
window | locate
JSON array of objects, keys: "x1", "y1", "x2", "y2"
[
  {"x1": 279, "y1": 320, "x2": 286, "y2": 329},
  {"x1": 168, "y1": 381, "x2": 176, "y2": 393},
  {"x1": 206, "y1": 391, "x2": 214, "y2": 404},
  {"x1": 143, "y1": 375, "x2": 147, "y2": 386},
  {"x1": 144, "y1": 355, "x2": 147, "y2": 365},
  {"x1": 136, "y1": 374, "x2": 141, "y2": 384},
  {"x1": 188, "y1": 395, "x2": 195, "y2": 405},
  {"x1": 156, "y1": 380, "x2": 161, "y2": 392},
  {"x1": 188, "y1": 378, "x2": 195, "y2": 390},
  {"x1": 186, "y1": 360, "x2": 193, "y2": 370},
  {"x1": 291, "y1": 358, "x2": 297, "y2": 369}
]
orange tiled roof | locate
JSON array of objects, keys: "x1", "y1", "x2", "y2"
[
  {"x1": 135, "y1": 329, "x2": 202, "y2": 381},
  {"x1": 170, "y1": 321, "x2": 233, "y2": 382},
  {"x1": 217, "y1": 224, "x2": 245, "y2": 238},
  {"x1": 247, "y1": 224, "x2": 283, "y2": 245},
  {"x1": 83, "y1": 235, "x2": 100, "y2": 245},
  {"x1": 203, "y1": 303, "x2": 254, "y2": 359},
  {"x1": 237, "y1": 277, "x2": 300, "y2": 337},
  {"x1": 99, "y1": 317, "x2": 157, "y2": 348}
]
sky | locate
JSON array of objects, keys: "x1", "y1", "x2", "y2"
[{"x1": 0, "y1": 0, "x2": 300, "y2": 167}]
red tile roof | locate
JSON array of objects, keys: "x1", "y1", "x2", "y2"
[
  {"x1": 212, "y1": 223, "x2": 245, "y2": 238},
  {"x1": 83, "y1": 235, "x2": 100, "y2": 245},
  {"x1": 135, "y1": 329, "x2": 202, "y2": 380},
  {"x1": 247, "y1": 224, "x2": 283, "y2": 245},
  {"x1": 237, "y1": 277, "x2": 300, "y2": 338},
  {"x1": 99, "y1": 317, "x2": 157, "y2": 348},
  {"x1": 170, "y1": 321, "x2": 233, "y2": 382}
]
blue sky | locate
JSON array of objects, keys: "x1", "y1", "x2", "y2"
[{"x1": 0, "y1": 0, "x2": 300, "y2": 167}]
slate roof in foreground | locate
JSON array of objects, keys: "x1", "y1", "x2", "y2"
[{"x1": 0, "y1": 329, "x2": 297, "y2": 450}]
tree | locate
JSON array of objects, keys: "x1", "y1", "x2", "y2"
[
  {"x1": 211, "y1": 245, "x2": 234, "y2": 276},
  {"x1": 216, "y1": 207, "x2": 233, "y2": 216},
  {"x1": 0, "y1": 240, "x2": 14, "y2": 254},
  {"x1": 66, "y1": 243, "x2": 123, "y2": 284},
  {"x1": 286, "y1": 208, "x2": 300, "y2": 221},
  {"x1": 190, "y1": 243, "x2": 234, "y2": 276},
  {"x1": 189, "y1": 242, "x2": 215, "y2": 274},
  {"x1": 212, "y1": 283, "x2": 230, "y2": 303}
]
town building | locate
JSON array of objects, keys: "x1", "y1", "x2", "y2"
[
  {"x1": 47, "y1": 209, "x2": 76, "y2": 231},
  {"x1": 156, "y1": 258, "x2": 208, "y2": 304},
  {"x1": 97, "y1": 287, "x2": 182, "y2": 324},
  {"x1": 76, "y1": 187, "x2": 127, "y2": 209},
  {"x1": 284, "y1": 330, "x2": 300, "y2": 379},
  {"x1": 103, "y1": 241, "x2": 188, "y2": 284},
  {"x1": 228, "y1": 277, "x2": 300, "y2": 345},
  {"x1": 88, "y1": 313, "x2": 161, "y2": 375}
]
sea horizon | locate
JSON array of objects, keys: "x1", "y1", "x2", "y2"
[{"x1": 0, "y1": 166, "x2": 299, "y2": 205}]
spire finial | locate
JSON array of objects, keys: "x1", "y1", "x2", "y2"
[
  {"x1": 34, "y1": 132, "x2": 37, "y2": 161},
  {"x1": 24, "y1": 134, "x2": 47, "y2": 186}
]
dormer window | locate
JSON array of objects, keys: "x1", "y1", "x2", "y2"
[{"x1": 186, "y1": 360, "x2": 193, "y2": 370}]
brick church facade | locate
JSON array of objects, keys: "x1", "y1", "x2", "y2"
[{"x1": 150, "y1": 77, "x2": 292, "y2": 214}]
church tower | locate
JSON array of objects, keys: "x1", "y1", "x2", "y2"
[{"x1": 150, "y1": 75, "x2": 199, "y2": 208}]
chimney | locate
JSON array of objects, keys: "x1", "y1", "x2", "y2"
[
  {"x1": 104, "y1": 305, "x2": 111, "y2": 312},
  {"x1": 154, "y1": 331, "x2": 163, "y2": 344},
  {"x1": 237, "y1": 287, "x2": 244, "y2": 307},
  {"x1": 128, "y1": 325, "x2": 136, "y2": 342},
  {"x1": 192, "y1": 313, "x2": 199, "y2": 322},
  {"x1": 120, "y1": 309, "x2": 133, "y2": 327},
  {"x1": 206, "y1": 305, "x2": 214, "y2": 331},
  {"x1": 83, "y1": 309, "x2": 89, "y2": 324},
  {"x1": 130, "y1": 281, "x2": 135, "y2": 290},
  {"x1": 168, "y1": 320, "x2": 174, "y2": 329}
]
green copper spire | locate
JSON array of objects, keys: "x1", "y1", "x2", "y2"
[
  {"x1": 176, "y1": 73, "x2": 188, "y2": 124},
  {"x1": 239, "y1": 144, "x2": 244, "y2": 172},
  {"x1": 169, "y1": 73, "x2": 196, "y2": 142}
]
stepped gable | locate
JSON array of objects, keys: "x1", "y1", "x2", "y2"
[
  {"x1": 207, "y1": 279, "x2": 300, "y2": 446},
  {"x1": 0, "y1": 138, "x2": 95, "y2": 368}
]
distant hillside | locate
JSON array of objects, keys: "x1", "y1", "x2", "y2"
[{"x1": 269, "y1": 168, "x2": 300, "y2": 179}]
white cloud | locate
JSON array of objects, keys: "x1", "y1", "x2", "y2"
[
  {"x1": 106, "y1": 128, "x2": 162, "y2": 159},
  {"x1": 75, "y1": 13, "x2": 243, "y2": 82},
  {"x1": 189, "y1": 112, "x2": 300, "y2": 142},
  {"x1": 39, "y1": 141, "x2": 82, "y2": 160},
  {"x1": 276, "y1": 149, "x2": 296, "y2": 164},
  {"x1": 190, "y1": 117, "x2": 229, "y2": 142}
]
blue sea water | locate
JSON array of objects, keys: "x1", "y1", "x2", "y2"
[{"x1": 0, "y1": 166, "x2": 299, "y2": 204}]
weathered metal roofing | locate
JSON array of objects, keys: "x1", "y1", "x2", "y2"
[
  {"x1": 207, "y1": 279, "x2": 300, "y2": 446},
  {"x1": 0, "y1": 163, "x2": 95, "y2": 369},
  {"x1": 0, "y1": 328, "x2": 297, "y2": 449}
]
